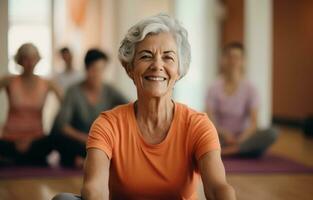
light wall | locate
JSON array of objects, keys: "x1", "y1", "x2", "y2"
[
  {"x1": 245, "y1": 0, "x2": 272, "y2": 128},
  {"x1": 174, "y1": 0, "x2": 221, "y2": 111},
  {"x1": 0, "y1": 0, "x2": 9, "y2": 128}
]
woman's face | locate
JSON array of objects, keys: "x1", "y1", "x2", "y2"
[
  {"x1": 86, "y1": 59, "x2": 106, "y2": 86},
  {"x1": 130, "y1": 32, "x2": 179, "y2": 98},
  {"x1": 222, "y1": 48, "x2": 244, "y2": 75},
  {"x1": 20, "y1": 53, "x2": 38, "y2": 74}
]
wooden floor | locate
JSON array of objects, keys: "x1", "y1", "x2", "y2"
[{"x1": 0, "y1": 127, "x2": 313, "y2": 200}]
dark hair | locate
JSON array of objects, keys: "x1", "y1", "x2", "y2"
[
  {"x1": 59, "y1": 47, "x2": 70, "y2": 54},
  {"x1": 84, "y1": 49, "x2": 109, "y2": 70},
  {"x1": 223, "y1": 42, "x2": 244, "y2": 54}
]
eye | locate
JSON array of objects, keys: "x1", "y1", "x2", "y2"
[
  {"x1": 140, "y1": 54, "x2": 152, "y2": 60},
  {"x1": 163, "y1": 55, "x2": 174, "y2": 61}
]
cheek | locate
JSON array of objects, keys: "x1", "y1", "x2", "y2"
[{"x1": 168, "y1": 67, "x2": 179, "y2": 81}]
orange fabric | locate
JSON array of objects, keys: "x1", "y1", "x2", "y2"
[
  {"x1": 87, "y1": 102, "x2": 220, "y2": 200},
  {"x1": 2, "y1": 76, "x2": 49, "y2": 141}
]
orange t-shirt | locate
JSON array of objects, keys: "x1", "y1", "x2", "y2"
[{"x1": 87, "y1": 102, "x2": 220, "y2": 200}]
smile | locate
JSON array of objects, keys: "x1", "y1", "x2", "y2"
[{"x1": 144, "y1": 76, "x2": 167, "y2": 81}]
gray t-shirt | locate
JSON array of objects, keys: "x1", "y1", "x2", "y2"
[{"x1": 52, "y1": 82, "x2": 128, "y2": 134}]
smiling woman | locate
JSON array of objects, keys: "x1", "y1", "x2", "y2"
[
  {"x1": 52, "y1": 13, "x2": 235, "y2": 200},
  {"x1": 130, "y1": 32, "x2": 179, "y2": 100}
]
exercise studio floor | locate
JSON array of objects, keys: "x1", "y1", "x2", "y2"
[{"x1": 0, "y1": 127, "x2": 313, "y2": 200}]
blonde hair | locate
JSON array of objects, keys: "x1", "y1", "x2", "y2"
[{"x1": 14, "y1": 43, "x2": 41, "y2": 66}]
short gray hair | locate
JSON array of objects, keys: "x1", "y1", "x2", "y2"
[{"x1": 118, "y1": 13, "x2": 191, "y2": 79}]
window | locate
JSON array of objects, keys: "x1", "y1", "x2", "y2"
[{"x1": 8, "y1": 0, "x2": 52, "y2": 77}]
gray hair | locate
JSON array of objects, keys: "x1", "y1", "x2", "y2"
[
  {"x1": 118, "y1": 13, "x2": 191, "y2": 79},
  {"x1": 14, "y1": 43, "x2": 41, "y2": 66}
]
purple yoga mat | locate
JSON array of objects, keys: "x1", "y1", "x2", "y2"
[
  {"x1": 223, "y1": 154, "x2": 313, "y2": 174},
  {"x1": 0, "y1": 166, "x2": 83, "y2": 179},
  {"x1": 0, "y1": 155, "x2": 312, "y2": 179}
]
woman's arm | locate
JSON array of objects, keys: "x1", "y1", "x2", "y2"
[
  {"x1": 198, "y1": 150, "x2": 236, "y2": 200},
  {"x1": 0, "y1": 76, "x2": 10, "y2": 91},
  {"x1": 81, "y1": 148, "x2": 110, "y2": 200}
]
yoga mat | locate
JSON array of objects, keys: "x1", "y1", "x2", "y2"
[
  {"x1": 223, "y1": 154, "x2": 313, "y2": 174},
  {"x1": 0, "y1": 166, "x2": 83, "y2": 179}
]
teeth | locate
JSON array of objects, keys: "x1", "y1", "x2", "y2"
[{"x1": 145, "y1": 76, "x2": 166, "y2": 81}]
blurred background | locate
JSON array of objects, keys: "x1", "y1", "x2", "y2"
[{"x1": 0, "y1": 0, "x2": 312, "y2": 199}]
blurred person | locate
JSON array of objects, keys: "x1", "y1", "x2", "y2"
[
  {"x1": 206, "y1": 42, "x2": 278, "y2": 158},
  {"x1": 0, "y1": 43, "x2": 62, "y2": 166},
  {"x1": 53, "y1": 14, "x2": 235, "y2": 200},
  {"x1": 51, "y1": 49, "x2": 127, "y2": 168},
  {"x1": 54, "y1": 47, "x2": 83, "y2": 91}
]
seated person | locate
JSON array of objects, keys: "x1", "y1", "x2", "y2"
[
  {"x1": 52, "y1": 14, "x2": 235, "y2": 200},
  {"x1": 52, "y1": 49, "x2": 127, "y2": 168},
  {"x1": 54, "y1": 47, "x2": 83, "y2": 92},
  {"x1": 206, "y1": 42, "x2": 278, "y2": 158},
  {"x1": 0, "y1": 43, "x2": 62, "y2": 166}
]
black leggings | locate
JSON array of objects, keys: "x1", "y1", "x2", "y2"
[
  {"x1": 0, "y1": 135, "x2": 54, "y2": 166},
  {"x1": 53, "y1": 134, "x2": 86, "y2": 168}
]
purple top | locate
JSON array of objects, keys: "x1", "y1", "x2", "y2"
[{"x1": 206, "y1": 78, "x2": 259, "y2": 138}]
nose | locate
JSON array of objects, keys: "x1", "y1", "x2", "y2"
[{"x1": 149, "y1": 55, "x2": 164, "y2": 71}]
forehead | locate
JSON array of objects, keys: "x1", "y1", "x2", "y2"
[{"x1": 135, "y1": 32, "x2": 177, "y2": 53}]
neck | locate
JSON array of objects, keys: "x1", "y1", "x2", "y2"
[
  {"x1": 224, "y1": 71, "x2": 241, "y2": 84},
  {"x1": 136, "y1": 94, "x2": 174, "y2": 127},
  {"x1": 65, "y1": 63, "x2": 73, "y2": 72},
  {"x1": 21, "y1": 71, "x2": 34, "y2": 79}
]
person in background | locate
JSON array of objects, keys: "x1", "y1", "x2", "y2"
[
  {"x1": 0, "y1": 43, "x2": 62, "y2": 166},
  {"x1": 54, "y1": 47, "x2": 83, "y2": 91},
  {"x1": 52, "y1": 14, "x2": 235, "y2": 200},
  {"x1": 52, "y1": 49, "x2": 127, "y2": 168},
  {"x1": 206, "y1": 42, "x2": 278, "y2": 158}
]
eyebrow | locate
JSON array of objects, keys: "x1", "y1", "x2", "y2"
[
  {"x1": 163, "y1": 50, "x2": 176, "y2": 54},
  {"x1": 138, "y1": 50, "x2": 152, "y2": 54},
  {"x1": 137, "y1": 50, "x2": 176, "y2": 54}
]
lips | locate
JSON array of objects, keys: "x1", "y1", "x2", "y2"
[{"x1": 144, "y1": 76, "x2": 167, "y2": 81}]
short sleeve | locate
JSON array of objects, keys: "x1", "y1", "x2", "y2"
[
  {"x1": 86, "y1": 114, "x2": 115, "y2": 159},
  {"x1": 191, "y1": 114, "x2": 221, "y2": 161}
]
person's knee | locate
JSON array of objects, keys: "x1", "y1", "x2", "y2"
[
  {"x1": 266, "y1": 127, "x2": 279, "y2": 142},
  {"x1": 52, "y1": 193, "x2": 81, "y2": 200}
]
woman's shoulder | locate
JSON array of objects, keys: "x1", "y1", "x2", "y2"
[
  {"x1": 0, "y1": 75, "x2": 19, "y2": 89},
  {"x1": 175, "y1": 102, "x2": 215, "y2": 134},
  {"x1": 99, "y1": 103, "x2": 133, "y2": 120},
  {"x1": 176, "y1": 102, "x2": 208, "y2": 122}
]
